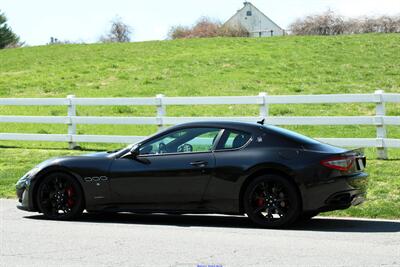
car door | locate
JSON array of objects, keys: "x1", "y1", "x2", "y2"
[
  {"x1": 203, "y1": 129, "x2": 253, "y2": 206},
  {"x1": 212, "y1": 129, "x2": 253, "y2": 182},
  {"x1": 109, "y1": 127, "x2": 222, "y2": 209}
]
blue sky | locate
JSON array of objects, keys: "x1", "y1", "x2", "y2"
[{"x1": 2, "y1": 0, "x2": 400, "y2": 45}]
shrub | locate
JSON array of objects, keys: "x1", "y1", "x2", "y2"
[
  {"x1": 218, "y1": 24, "x2": 249, "y2": 37},
  {"x1": 168, "y1": 25, "x2": 191, "y2": 39},
  {"x1": 289, "y1": 10, "x2": 346, "y2": 36},
  {"x1": 168, "y1": 17, "x2": 248, "y2": 39},
  {"x1": 289, "y1": 10, "x2": 400, "y2": 35}
]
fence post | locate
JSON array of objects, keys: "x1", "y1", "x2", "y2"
[
  {"x1": 375, "y1": 90, "x2": 388, "y2": 159},
  {"x1": 67, "y1": 95, "x2": 78, "y2": 149},
  {"x1": 258, "y1": 92, "x2": 268, "y2": 119},
  {"x1": 156, "y1": 94, "x2": 166, "y2": 131}
]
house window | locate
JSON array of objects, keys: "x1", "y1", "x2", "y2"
[{"x1": 246, "y1": 11, "x2": 252, "y2": 16}]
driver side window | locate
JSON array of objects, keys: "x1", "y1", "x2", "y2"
[{"x1": 139, "y1": 128, "x2": 221, "y2": 156}]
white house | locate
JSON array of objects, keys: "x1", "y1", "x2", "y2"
[{"x1": 224, "y1": 2, "x2": 285, "y2": 37}]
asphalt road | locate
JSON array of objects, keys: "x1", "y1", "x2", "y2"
[{"x1": 1, "y1": 199, "x2": 399, "y2": 267}]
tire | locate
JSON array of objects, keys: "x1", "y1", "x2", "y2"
[
  {"x1": 243, "y1": 174, "x2": 301, "y2": 228},
  {"x1": 36, "y1": 172, "x2": 84, "y2": 220}
]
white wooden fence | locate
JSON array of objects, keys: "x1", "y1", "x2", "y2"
[{"x1": 1, "y1": 90, "x2": 399, "y2": 159}]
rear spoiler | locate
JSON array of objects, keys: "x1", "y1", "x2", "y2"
[{"x1": 342, "y1": 148, "x2": 365, "y2": 157}]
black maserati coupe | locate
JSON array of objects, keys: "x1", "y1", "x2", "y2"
[{"x1": 16, "y1": 121, "x2": 368, "y2": 228}]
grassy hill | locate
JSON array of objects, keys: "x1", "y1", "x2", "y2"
[
  {"x1": 0, "y1": 34, "x2": 399, "y2": 148},
  {"x1": 2, "y1": 34, "x2": 399, "y2": 97},
  {"x1": 0, "y1": 34, "x2": 399, "y2": 218}
]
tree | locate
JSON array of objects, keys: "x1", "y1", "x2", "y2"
[
  {"x1": 101, "y1": 17, "x2": 132, "y2": 43},
  {"x1": 168, "y1": 17, "x2": 249, "y2": 39},
  {"x1": 289, "y1": 10, "x2": 346, "y2": 36},
  {"x1": 168, "y1": 25, "x2": 191, "y2": 39},
  {"x1": 289, "y1": 10, "x2": 400, "y2": 35},
  {"x1": 0, "y1": 10, "x2": 20, "y2": 49}
]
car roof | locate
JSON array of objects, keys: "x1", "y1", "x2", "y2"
[{"x1": 167, "y1": 121, "x2": 262, "y2": 132}]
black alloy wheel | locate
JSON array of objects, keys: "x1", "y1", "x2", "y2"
[
  {"x1": 244, "y1": 175, "x2": 301, "y2": 228},
  {"x1": 36, "y1": 172, "x2": 84, "y2": 220}
]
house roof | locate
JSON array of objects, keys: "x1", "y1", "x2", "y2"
[{"x1": 224, "y1": 2, "x2": 283, "y2": 31}]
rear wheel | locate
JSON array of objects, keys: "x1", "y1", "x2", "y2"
[
  {"x1": 36, "y1": 172, "x2": 84, "y2": 220},
  {"x1": 243, "y1": 175, "x2": 301, "y2": 228}
]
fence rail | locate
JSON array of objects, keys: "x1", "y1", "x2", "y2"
[
  {"x1": 1, "y1": 91, "x2": 399, "y2": 159},
  {"x1": 1, "y1": 115, "x2": 400, "y2": 125}
]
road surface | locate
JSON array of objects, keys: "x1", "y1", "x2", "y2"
[{"x1": 1, "y1": 199, "x2": 399, "y2": 267}]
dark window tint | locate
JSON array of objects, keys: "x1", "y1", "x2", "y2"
[
  {"x1": 246, "y1": 11, "x2": 252, "y2": 16},
  {"x1": 263, "y1": 125, "x2": 320, "y2": 145},
  {"x1": 218, "y1": 130, "x2": 251, "y2": 150},
  {"x1": 139, "y1": 128, "x2": 221, "y2": 155}
]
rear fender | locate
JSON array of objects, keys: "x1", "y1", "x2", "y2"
[{"x1": 238, "y1": 163, "x2": 299, "y2": 213}]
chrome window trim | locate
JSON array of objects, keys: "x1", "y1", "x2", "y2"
[
  {"x1": 137, "y1": 127, "x2": 224, "y2": 157},
  {"x1": 213, "y1": 136, "x2": 253, "y2": 153}
]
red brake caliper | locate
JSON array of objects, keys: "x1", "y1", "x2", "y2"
[
  {"x1": 66, "y1": 187, "x2": 74, "y2": 208},
  {"x1": 256, "y1": 197, "x2": 265, "y2": 207}
]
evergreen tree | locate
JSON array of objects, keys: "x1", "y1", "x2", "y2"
[{"x1": 0, "y1": 10, "x2": 19, "y2": 49}]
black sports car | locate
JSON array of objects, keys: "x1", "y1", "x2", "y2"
[{"x1": 16, "y1": 121, "x2": 368, "y2": 228}]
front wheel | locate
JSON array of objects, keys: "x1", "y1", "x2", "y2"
[
  {"x1": 36, "y1": 172, "x2": 84, "y2": 220},
  {"x1": 243, "y1": 175, "x2": 301, "y2": 228}
]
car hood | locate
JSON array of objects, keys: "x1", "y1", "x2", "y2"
[
  {"x1": 83, "y1": 151, "x2": 110, "y2": 158},
  {"x1": 32, "y1": 151, "x2": 110, "y2": 170}
]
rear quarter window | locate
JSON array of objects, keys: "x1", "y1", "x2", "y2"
[
  {"x1": 262, "y1": 125, "x2": 320, "y2": 146},
  {"x1": 217, "y1": 130, "x2": 252, "y2": 150}
]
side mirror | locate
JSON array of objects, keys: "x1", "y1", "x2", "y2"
[
  {"x1": 129, "y1": 145, "x2": 140, "y2": 158},
  {"x1": 127, "y1": 145, "x2": 150, "y2": 164}
]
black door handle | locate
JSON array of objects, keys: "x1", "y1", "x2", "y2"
[{"x1": 190, "y1": 161, "x2": 208, "y2": 167}]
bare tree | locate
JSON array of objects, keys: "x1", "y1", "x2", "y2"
[
  {"x1": 383, "y1": 15, "x2": 400, "y2": 32},
  {"x1": 290, "y1": 10, "x2": 400, "y2": 35},
  {"x1": 189, "y1": 17, "x2": 221, "y2": 38},
  {"x1": 168, "y1": 17, "x2": 249, "y2": 39},
  {"x1": 218, "y1": 24, "x2": 249, "y2": 37},
  {"x1": 289, "y1": 10, "x2": 346, "y2": 36},
  {"x1": 168, "y1": 25, "x2": 191, "y2": 39},
  {"x1": 101, "y1": 17, "x2": 132, "y2": 43}
]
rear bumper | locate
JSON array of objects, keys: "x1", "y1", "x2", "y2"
[{"x1": 302, "y1": 172, "x2": 368, "y2": 212}]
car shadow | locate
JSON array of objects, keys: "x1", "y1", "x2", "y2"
[{"x1": 25, "y1": 213, "x2": 400, "y2": 233}]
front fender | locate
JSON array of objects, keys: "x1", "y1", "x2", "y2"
[
  {"x1": 28, "y1": 165, "x2": 88, "y2": 211},
  {"x1": 29, "y1": 161, "x2": 113, "y2": 211}
]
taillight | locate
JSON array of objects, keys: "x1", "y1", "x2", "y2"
[{"x1": 321, "y1": 156, "x2": 354, "y2": 171}]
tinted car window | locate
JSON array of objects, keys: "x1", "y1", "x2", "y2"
[
  {"x1": 263, "y1": 125, "x2": 320, "y2": 145},
  {"x1": 139, "y1": 128, "x2": 221, "y2": 155},
  {"x1": 218, "y1": 130, "x2": 251, "y2": 150}
]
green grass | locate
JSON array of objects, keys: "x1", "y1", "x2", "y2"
[{"x1": 0, "y1": 34, "x2": 399, "y2": 219}]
